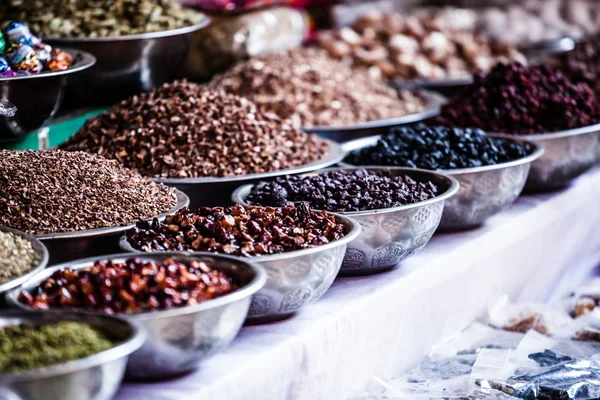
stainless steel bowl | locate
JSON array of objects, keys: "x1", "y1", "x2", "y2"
[
  {"x1": 493, "y1": 123, "x2": 600, "y2": 192},
  {"x1": 7, "y1": 252, "x2": 266, "y2": 381},
  {"x1": 0, "y1": 227, "x2": 48, "y2": 299},
  {"x1": 302, "y1": 91, "x2": 445, "y2": 143},
  {"x1": 389, "y1": 76, "x2": 473, "y2": 98},
  {"x1": 0, "y1": 49, "x2": 96, "y2": 143},
  {"x1": 118, "y1": 215, "x2": 361, "y2": 324},
  {"x1": 232, "y1": 167, "x2": 459, "y2": 276},
  {"x1": 34, "y1": 189, "x2": 189, "y2": 265},
  {"x1": 46, "y1": 19, "x2": 210, "y2": 106},
  {"x1": 341, "y1": 135, "x2": 544, "y2": 231},
  {"x1": 0, "y1": 311, "x2": 145, "y2": 400},
  {"x1": 155, "y1": 139, "x2": 344, "y2": 209}
]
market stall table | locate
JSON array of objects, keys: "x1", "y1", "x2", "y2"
[{"x1": 121, "y1": 167, "x2": 600, "y2": 399}]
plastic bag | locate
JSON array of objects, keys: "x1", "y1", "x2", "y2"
[{"x1": 560, "y1": 278, "x2": 600, "y2": 318}]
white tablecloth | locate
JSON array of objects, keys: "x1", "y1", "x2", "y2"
[{"x1": 119, "y1": 167, "x2": 600, "y2": 400}]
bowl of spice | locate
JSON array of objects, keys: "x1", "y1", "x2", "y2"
[
  {"x1": 0, "y1": 311, "x2": 144, "y2": 400},
  {"x1": 8, "y1": 252, "x2": 266, "y2": 380},
  {"x1": 0, "y1": 226, "x2": 48, "y2": 299},
  {"x1": 343, "y1": 125, "x2": 544, "y2": 231},
  {"x1": 120, "y1": 204, "x2": 361, "y2": 324},
  {"x1": 435, "y1": 62, "x2": 600, "y2": 192},
  {"x1": 208, "y1": 47, "x2": 440, "y2": 142},
  {"x1": 59, "y1": 82, "x2": 342, "y2": 208},
  {"x1": 232, "y1": 168, "x2": 458, "y2": 275},
  {"x1": 0, "y1": 0, "x2": 210, "y2": 105},
  {"x1": 0, "y1": 150, "x2": 188, "y2": 264}
]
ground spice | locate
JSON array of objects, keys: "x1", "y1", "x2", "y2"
[{"x1": 0, "y1": 231, "x2": 38, "y2": 284}]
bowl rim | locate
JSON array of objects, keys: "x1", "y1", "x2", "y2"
[
  {"x1": 6, "y1": 252, "x2": 268, "y2": 321},
  {"x1": 119, "y1": 213, "x2": 362, "y2": 262},
  {"x1": 389, "y1": 76, "x2": 473, "y2": 90},
  {"x1": 32, "y1": 189, "x2": 189, "y2": 240},
  {"x1": 231, "y1": 166, "x2": 460, "y2": 217},
  {"x1": 0, "y1": 227, "x2": 49, "y2": 294},
  {"x1": 341, "y1": 134, "x2": 545, "y2": 175},
  {"x1": 490, "y1": 121, "x2": 600, "y2": 141},
  {"x1": 44, "y1": 17, "x2": 211, "y2": 43},
  {"x1": 0, "y1": 48, "x2": 96, "y2": 82},
  {"x1": 0, "y1": 310, "x2": 146, "y2": 383}
]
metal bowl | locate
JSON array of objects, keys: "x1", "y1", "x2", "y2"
[
  {"x1": 119, "y1": 215, "x2": 361, "y2": 324},
  {"x1": 46, "y1": 19, "x2": 211, "y2": 106},
  {"x1": 33, "y1": 189, "x2": 189, "y2": 265},
  {"x1": 389, "y1": 76, "x2": 473, "y2": 98},
  {"x1": 341, "y1": 135, "x2": 544, "y2": 231},
  {"x1": 232, "y1": 167, "x2": 459, "y2": 276},
  {"x1": 518, "y1": 36, "x2": 576, "y2": 62},
  {"x1": 0, "y1": 49, "x2": 96, "y2": 143},
  {"x1": 492, "y1": 123, "x2": 600, "y2": 192},
  {"x1": 7, "y1": 252, "x2": 266, "y2": 381},
  {"x1": 155, "y1": 139, "x2": 344, "y2": 209},
  {"x1": 302, "y1": 91, "x2": 445, "y2": 143},
  {"x1": 0, "y1": 310, "x2": 144, "y2": 400}
]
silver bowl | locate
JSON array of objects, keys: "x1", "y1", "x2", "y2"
[
  {"x1": 0, "y1": 49, "x2": 96, "y2": 143},
  {"x1": 34, "y1": 189, "x2": 189, "y2": 265},
  {"x1": 0, "y1": 311, "x2": 145, "y2": 400},
  {"x1": 302, "y1": 91, "x2": 445, "y2": 143},
  {"x1": 232, "y1": 167, "x2": 459, "y2": 276},
  {"x1": 0, "y1": 227, "x2": 48, "y2": 299},
  {"x1": 119, "y1": 215, "x2": 361, "y2": 324},
  {"x1": 389, "y1": 76, "x2": 473, "y2": 98},
  {"x1": 341, "y1": 135, "x2": 544, "y2": 231},
  {"x1": 492, "y1": 123, "x2": 600, "y2": 192},
  {"x1": 46, "y1": 19, "x2": 211, "y2": 106},
  {"x1": 155, "y1": 139, "x2": 344, "y2": 209},
  {"x1": 7, "y1": 252, "x2": 267, "y2": 381}
]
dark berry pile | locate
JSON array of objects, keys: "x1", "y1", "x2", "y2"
[
  {"x1": 552, "y1": 35, "x2": 600, "y2": 97},
  {"x1": 344, "y1": 125, "x2": 534, "y2": 170},
  {"x1": 246, "y1": 169, "x2": 439, "y2": 212},
  {"x1": 435, "y1": 63, "x2": 600, "y2": 134}
]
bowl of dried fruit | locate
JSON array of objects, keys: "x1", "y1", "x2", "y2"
[
  {"x1": 118, "y1": 204, "x2": 362, "y2": 324},
  {"x1": 232, "y1": 167, "x2": 459, "y2": 276},
  {"x1": 7, "y1": 252, "x2": 267, "y2": 381}
]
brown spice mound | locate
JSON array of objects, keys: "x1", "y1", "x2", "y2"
[
  {"x1": 0, "y1": 150, "x2": 177, "y2": 235},
  {"x1": 61, "y1": 81, "x2": 328, "y2": 178},
  {"x1": 209, "y1": 47, "x2": 426, "y2": 128}
]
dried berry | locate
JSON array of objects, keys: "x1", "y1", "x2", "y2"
[
  {"x1": 552, "y1": 34, "x2": 600, "y2": 96},
  {"x1": 125, "y1": 204, "x2": 346, "y2": 256},
  {"x1": 246, "y1": 169, "x2": 439, "y2": 212},
  {"x1": 19, "y1": 257, "x2": 237, "y2": 313},
  {"x1": 60, "y1": 81, "x2": 329, "y2": 179}
]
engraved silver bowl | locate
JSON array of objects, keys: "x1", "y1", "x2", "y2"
[
  {"x1": 7, "y1": 252, "x2": 267, "y2": 381},
  {"x1": 118, "y1": 215, "x2": 361, "y2": 324},
  {"x1": 232, "y1": 167, "x2": 459, "y2": 276},
  {"x1": 0, "y1": 311, "x2": 145, "y2": 400},
  {"x1": 341, "y1": 135, "x2": 544, "y2": 231}
]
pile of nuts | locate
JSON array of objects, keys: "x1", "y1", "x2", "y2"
[
  {"x1": 0, "y1": 231, "x2": 38, "y2": 283},
  {"x1": 125, "y1": 204, "x2": 346, "y2": 256},
  {"x1": 246, "y1": 169, "x2": 439, "y2": 212},
  {"x1": 0, "y1": 0, "x2": 207, "y2": 38},
  {"x1": 209, "y1": 47, "x2": 426, "y2": 128},
  {"x1": 60, "y1": 81, "x2": 328, "y2": 179},
  {"x1": 0, "y1": 150, "x2": 177, "y2": 234},
  {"x1": 19, "y1": 257, "x2": 237, "y2": 313},
  {"x1": 317, "y1": 10, "x2": 526, "y2": 82},
  {"x1": 435, "y1": 63, "x2": 600, "y2": 134}
]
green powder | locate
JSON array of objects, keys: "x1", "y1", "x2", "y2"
[{"x1": 0, "y1": 322, "x2": 116, "y2": 374}]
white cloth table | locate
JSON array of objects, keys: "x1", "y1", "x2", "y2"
[{"x1": 119, "y1": 167, "x2": 600, "y2": 400}]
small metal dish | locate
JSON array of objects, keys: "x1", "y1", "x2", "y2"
[
  {"x1": 232, "y1": 167, "x2": 459, "y2": 276},
  {"x1": 119, "y1": 215, "x2": 361, "y2": 324},
  {"x1": 0, "y1": 310, "x2": 145, "y2": 400},
  {"x1": 155, "y1": 139, "x2": 344, "y2": 209},
  {"x1": 46, "y1": 19, "x2": 211, "y2": 106},
  {"x1": 33, "y1": 189, "x2": 189, "y2": 265},
  {"x1": 303, "y1": 91, "x2": 445, "y2": 142},
  {"x1": 492, "y1": 123, "x2": 600, "y2": 192},
  {"x1": 341, "y1": 135, "x2": 544, "y2": 231},
  {"x1": 7, "y1": 252, "x2": 267, "y2": 381}
]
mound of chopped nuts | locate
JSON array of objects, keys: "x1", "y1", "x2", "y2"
[
  {"x1": 0, "y1": 231, "x2": 38, "y2": 283},
  {"x1": 61, "y1": 81, "x2": 329, "y2": 178},
  {"x1": 0, "y1": 150, "x2": 177, "y2": 235},
  {"x1": 209, "y1": 47, "x2": 426, "y2": 128},
  {"x1": 317, "y1": 10, "x2": 526, "y2": 82}
]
